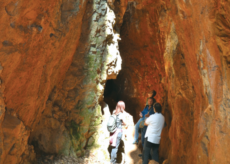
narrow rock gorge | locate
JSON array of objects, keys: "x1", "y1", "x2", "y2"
[{"x1": 0, "y1": 0, "x2": 230, "y2": 163}]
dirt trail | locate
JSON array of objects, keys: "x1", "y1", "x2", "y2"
[{"x1": 122, "y1": 126, "x2": 142, "y2": 164}]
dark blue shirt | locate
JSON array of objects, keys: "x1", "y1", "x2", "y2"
[{"x1": 141, "y1": 105, "x2": 155, "y2": 118}]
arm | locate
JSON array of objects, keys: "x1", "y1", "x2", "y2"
[
  {"x1": 144, "y1": 116, "x2": 151, "y2": 126},
  {"x1": 120, "y1": 114, "x2": 127, "y2": 126},
  {"x1": 139, "y1": 107, "x2": 145, "y2": 118},
  {"x1": 122, "y1": 118, "x2": 127, "y2": 126},
  {"x1": 139, "y1": 112, "x2": 143, "y2": 117},
  {"x1": 145, "y1": 112, "x2": 150, "y2": 118},
  {"x1": 141, "y1": 106, "x2": 147, "y2": 117},
  {"x1": 121, "y1": 117, "x2": 129, "y2": 129},
  {"x1": 141, "y1": 110, "x2": 144, "y2": 116}
]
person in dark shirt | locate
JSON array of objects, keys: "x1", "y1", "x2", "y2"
[
  {"x1": 140, "y1": 97, "x2": 155, "y2": 148},
  {"x1": 133, "y1": 91, "x2": 156, "y2": 145}
]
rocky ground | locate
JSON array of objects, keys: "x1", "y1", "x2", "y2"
[
  {"x1": 36, "y1": 146, "x2": 141, "y2": 164},
  {"x1": 33, "y1": 116, "x2": 168, "y2": 164},
  {"x1": 36, "y1": 150, "x2": 110, "y2": 164},
  {"x1": 34, "y1": 133, "x2": 169, "y2": 164},
  {"x1": 36, "y1": 130, "x2": 142, "y2": 164}
]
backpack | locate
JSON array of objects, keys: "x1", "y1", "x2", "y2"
[{"x1": 107, "y1": 115, "x2": 117, "y2": 133}]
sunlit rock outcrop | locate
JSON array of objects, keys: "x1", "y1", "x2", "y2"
[
  {"x1": 29, "y1": 0, "x2": 123, "y2": 161},
  {"x1": 0, "y1": 0, "x2": 122, "y2": 163}
]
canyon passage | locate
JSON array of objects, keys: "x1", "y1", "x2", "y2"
[{"x1": 0, "y1": 0, "x2": 230, "y2": 163}]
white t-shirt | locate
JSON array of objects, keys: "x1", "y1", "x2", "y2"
[{"x1": 144, "y1": 113, "x2": 165, "y2": 144}]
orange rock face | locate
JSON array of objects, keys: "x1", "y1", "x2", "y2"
[
  {"x1": 1, "y1": 0, "x2": 122, "y2": 163},
  {"x1": 160, "y1": 0, "x2": 230, "y2": 163},
  {"x1": 0, "y1": 0, "x2": 91, "y2": 163},
  {"x1": 112, "y1": 0, "x2": 230, "y2": 163}
]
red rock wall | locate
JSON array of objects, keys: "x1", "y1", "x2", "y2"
[
  {"x1": 1, "y1": 0, "x2": 122, "y2": 163},
  {"x1": 113, "y1": 2, "x2": 166, "y2": 120},
  {"x1": 160, "y1": 0, "x2": 230, "y2": 163},
  {"x1": 0, "y1": 0, "x2": 89, "y2": 163},
  {"x1": 113, "y1": 0, "x2": 230, "y2": 163}
]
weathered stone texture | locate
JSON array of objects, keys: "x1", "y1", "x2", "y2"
[
  {"x1": 0, "y1": 0, "x2": 121, "y2": 163},
  {"x1": 0, "y1": 0, "x2": 89, "y2": 163},
  {"x1": 113, "y1": 0, "x2": 230, "y2": 163}
]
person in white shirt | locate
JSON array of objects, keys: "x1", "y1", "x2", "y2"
[{"x1": 142, "y1": 103, "x2": 165, "y2": 164}]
